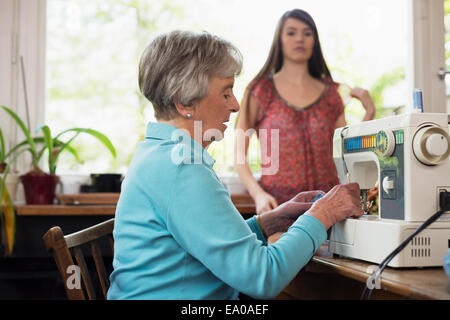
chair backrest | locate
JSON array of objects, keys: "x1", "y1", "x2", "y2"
[{"x1": 43, "y1": 218, "x2": 115, "y2": 300}]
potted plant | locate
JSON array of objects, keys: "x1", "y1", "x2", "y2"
[
  {"x1": 1, "y1": 127, "x2": 30, "y2": 257},
  {"x1": 1, "y1": 105, "x2": 117, "y2": 205},
  {"x1": 1, "y1": 110, "x2": 34, "y2": 256}
]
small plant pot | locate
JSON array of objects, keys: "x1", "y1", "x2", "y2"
[
  {"x1": 90, "y1": 173, "x2": 123, "y2": 192},
  {"x1": 20, "y1": 173, "x2": 60, "y2": 205},
  {"x1": 58, "y1": 174, "x2": 90, "y2": 194}
]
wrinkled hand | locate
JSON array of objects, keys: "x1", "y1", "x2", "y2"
[
  {"x1": 259, "y1": 190, "x2": 325, "y2": 236},
  {"x1": 305, "y1": 183, "x2": 364, "y2": 230},
  {"x1": 254, "y1": 191, "x2": 278, "y2": 214}
]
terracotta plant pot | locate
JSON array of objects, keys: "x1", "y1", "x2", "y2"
[{"x1": 20, "y1": 173, "x2": 60, "y2": 205}]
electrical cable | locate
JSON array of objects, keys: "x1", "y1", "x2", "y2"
[{"x1": 361, "y1": 202, "x2": 450, "y2": 300}]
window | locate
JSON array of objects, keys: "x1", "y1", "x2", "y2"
[{"x1": 45, "y1": 0, "x2": 410, "y2": 176}]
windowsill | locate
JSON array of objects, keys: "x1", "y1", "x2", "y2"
[{"x1": 218, "y1": 173, "x2": 260, "y2": 195}]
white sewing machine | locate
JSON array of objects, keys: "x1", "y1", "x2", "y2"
[{"x1": 329, "y1": 113, "x2": 450, "y2": 267}]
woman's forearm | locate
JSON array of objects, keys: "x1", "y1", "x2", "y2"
[
  {"x1": 235, "y1": 162, "x2": 264, "y2": 198},
  {"x1": 360, "y1": 93, "x2": 375, "y2": 121},
  {"x1": 350, "y1": 87, "x2": 375, "y2": 122},
  {"x1": 234, "y1": 131, "x2": 265, "y2": 198},
  {"x1": 362, "y1": 101, "x2": 375, "y2": 121}
]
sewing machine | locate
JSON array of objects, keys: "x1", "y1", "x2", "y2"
[{"x1": 329, "y1": 113, "x2": 450, "y2": 267}]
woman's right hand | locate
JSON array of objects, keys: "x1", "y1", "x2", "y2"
[
  {"x1": 305, "y1": 183, "x2": 364, "y2": 230},
  {"x1": 254, "y1": 191, "x2": 278, "y2": 214}
]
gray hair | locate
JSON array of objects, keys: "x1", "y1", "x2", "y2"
[{"x1": 139, "y1": 30, "x2": 243, "y2": 120}]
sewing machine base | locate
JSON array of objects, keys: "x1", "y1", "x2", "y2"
[{"x1": 328, "y1": 217, "x2": 450, "y2": 267}]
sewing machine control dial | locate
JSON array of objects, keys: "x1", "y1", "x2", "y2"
[
  {"x1": 376, "y1": 129, "x2": 395, "y2": 157},
  {"x1": 413, "y1": 125, "x2": 450, "y2": 165},
  {"x1": 425, "y1": 133, "x2": 448, "y2": 156}
]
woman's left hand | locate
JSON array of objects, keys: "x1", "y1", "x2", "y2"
[
  {"x1": 259, "y1": 190, "x2": 325, "y2": 237},
  {"x1": 350, "y1": 87, "x2": 375, "y2": 121},
  {"x1": 349, "y1": 87, "x2": 370, "y2": 103}
]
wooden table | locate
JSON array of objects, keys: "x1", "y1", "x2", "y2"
[
  {"x1": 15, "y1": 205, "x2": 116, "y2": 216},
  {"x1": 12, "y1": 195, "x2": 450, "y2": 299},
  {"x1": 15, "y1": 193, "x2": 256, "y2": 216},
  {"x1": 14, "y1": 197, "x2": 449, "y2": 299},
  {"x1": 279, "y1": 243, "x2": 450, "y2": 300}
]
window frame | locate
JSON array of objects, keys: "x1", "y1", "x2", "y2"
[
  {"x1": 0, "y1": 0, "x2": 46, "y2": 172},
  {"x1": 408, "y1": 0, "x2": 446, "y2": 113}
]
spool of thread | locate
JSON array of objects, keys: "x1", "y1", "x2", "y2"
[
  {"x1": 413, "y1": 89, "x2": 423, "y2": 113},
  {"x1": 312, "y1": 193, "x2": 324, "y2": 202}
]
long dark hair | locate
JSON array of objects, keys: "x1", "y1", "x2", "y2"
[{"x1": 238, "y1": 9, "x2": 331, "y2": 128}]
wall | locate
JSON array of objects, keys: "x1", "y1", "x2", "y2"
[
  {"x1": 408, "y1": 0, "x2": 446, "y2": 113},
  {"x1": 0, "y1": 0, "x2": 46, "y2": 172}
]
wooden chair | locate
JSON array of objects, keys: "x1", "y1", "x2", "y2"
[{"x1": 42, "y1": 218, "x2": 115, "y2": 300}]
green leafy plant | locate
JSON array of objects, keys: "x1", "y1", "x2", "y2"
[
  {"x1": 0, "y1": 110, "x2": 30, "y2": 257},
  {"x1": 0, "y1": 125, "x2": 28, "y2": 175},
  {"x1": 0, "y1": 125, "x2": 13, "y2": 256},
  {"x1": 0, "y1": 105, "x2": 116, "y2": 255},
  {"x1": 36, "y1": 124, "x2": 116, "y2": 174},
  {"x1": 1, "y1": 105, "x2": 116, "y2": 175},
  {"x1": 0, "y1": 177, "x2": 15, "y2": 257},
  {"x1": 0, "y1": 128, "x2": 4, "y2": 173}
]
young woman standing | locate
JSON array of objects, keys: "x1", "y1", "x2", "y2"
[{"x1": 235, "y1": 9, "x2": 375, "y2": 214}]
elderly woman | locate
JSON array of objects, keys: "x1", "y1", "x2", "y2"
[{"x1": 107, "y1": 30, "x2": 363, "y2": 300}]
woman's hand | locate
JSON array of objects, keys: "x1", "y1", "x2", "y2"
[
  {"x1": 350, "y1": 87, "x2": 375, "y2": 121},
  {"x1": 258, "y1": 190, "x2": 324, "y2": 236},
  {"x1": 305, "y1": 183, "x2": 364, "y2": 230},
  {"x1": 259, "y1": 185, "x2": 364, "y2": 237},
  {"x1": 254, "y1": 191, "x2": 278, "y2": 214}
]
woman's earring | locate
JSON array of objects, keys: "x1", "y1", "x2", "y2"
[{"x1": 186, "y1": 113, "x2": 192, "y2": 119}]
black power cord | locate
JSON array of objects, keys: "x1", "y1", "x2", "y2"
[{"x1": 361, "y1": 199, "x2": 450, "y2": 300}]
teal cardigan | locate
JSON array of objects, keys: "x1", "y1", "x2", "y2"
[{"x1": 107, "y1": 122, "x2": 327, "y2": 300}]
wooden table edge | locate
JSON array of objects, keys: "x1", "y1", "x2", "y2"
[{"x1": 310, "y1": 253, "x2": 449, "y2": 300}]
